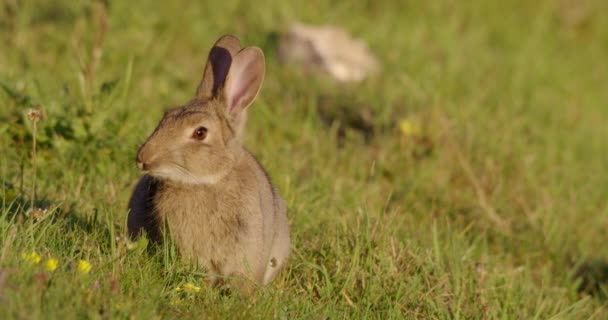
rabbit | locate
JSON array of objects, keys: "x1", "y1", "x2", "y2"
[{"x1": 127, "y1": 35, "x2": 290, "y2": 289}]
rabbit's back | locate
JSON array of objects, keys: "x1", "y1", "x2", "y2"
[{"x1": 241, "y1": 150, "x2": 291, "y2": 284}]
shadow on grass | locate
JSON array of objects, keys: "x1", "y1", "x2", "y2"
[
  {"x1": 2, "y1": 193, "x2": 114, "y2": 249},
  {"x1": 576, "y1": 260, "x2": 608, "y2": 300}
]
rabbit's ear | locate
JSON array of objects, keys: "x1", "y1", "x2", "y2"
[
  {"x1": 196, "y1": 35, "x2": 242, "y2": 99},
  {"x1": 214, "y1": 35, "x2": 242, "y2": 56},
  {"x1": 223, "y1": 47, "x2": 265, "y2": 115}
]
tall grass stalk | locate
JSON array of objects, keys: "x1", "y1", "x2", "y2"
[{"x1": 27, "y1": 108, "x2": 41, "y2": 211}]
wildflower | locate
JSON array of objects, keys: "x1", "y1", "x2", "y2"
[
  {"x1": 26, "y1": 108, "x2": 42, "y2": 122},
  {"x1": 30, "y1": 208, "x2": 49, "y2": 220},
  {"x1": 77, "y1": 259, "x2": 92, "y2": 274},
  {"x1": 399, "y1": 118, "x2": 421, "y2": 137},
  {"x1": 182, "y1": 282, "x2": 201, "y2": 293},
  {"x1": 45, "y1": 258, "x2": 58, "y2": 272},
  {"x1": 175, "y1": 282, "x2": 201, "y2": 293},
  {"x1": 22, "y1": 251, "x2": 41, "y2": 265}
]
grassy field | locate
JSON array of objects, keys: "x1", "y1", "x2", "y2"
[{"x1": 1, "y1": 0, "x2": 608, "y2": 318}]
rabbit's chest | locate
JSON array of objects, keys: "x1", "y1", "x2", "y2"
[{"x1": 153, "y1": 184, "x2": 257, "y2": 270}]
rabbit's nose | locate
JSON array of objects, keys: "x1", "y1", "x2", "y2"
[
  {"x1": 136, "y1": 154, "x2": 147, "y2": 170},
  {"x1": 136, "y1": 161, "x2": 150, "y2": 171}
]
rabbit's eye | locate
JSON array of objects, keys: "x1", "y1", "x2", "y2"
[{"x1": 192, "y1": 126, "x2": 208, "y2": 140}]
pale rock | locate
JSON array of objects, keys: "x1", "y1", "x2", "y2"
[{"x1": 278, "y1": 23, "x2": 380, "y2": 82}]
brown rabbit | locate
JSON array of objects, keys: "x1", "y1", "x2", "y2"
[{"x1": 127, "y1": 35, "x2": 290, "y2": 288}]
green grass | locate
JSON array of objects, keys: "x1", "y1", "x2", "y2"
[{"x1": 1, "y1": 0, "x2": 608, "y2": 318}]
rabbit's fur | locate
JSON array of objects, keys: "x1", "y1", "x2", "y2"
[{"x1": 127, "y1": 35, "x2": 290, "y2": 287}]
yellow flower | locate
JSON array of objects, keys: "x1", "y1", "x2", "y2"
[
  {"x1": 182, "y1": 282, "x2": 201, "y2": 293},
  {"x1": 45, "y1": 258, "x2": 58, "y2": 272},
  {"x1": 399, "y1": 118, "x2": 422, "y2": 137},
  {"x1": 175, "y1": 282, "x2": 201, "y2": 293},
  {"x1": 22, "y1": 251, "x2": 41, "y2": 265},
  {"x1": 77, "y1": 259, "x2": 92, "y2": 274}
]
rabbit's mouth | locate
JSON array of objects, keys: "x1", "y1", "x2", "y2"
[
  {"x1": 136, "y1": 161, "x2": 147, "y2": 171},
  {"x1": 145, "y1": 164, "x2": 226, "y2": 186}
]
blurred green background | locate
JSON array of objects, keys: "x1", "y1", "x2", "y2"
[{"x1": 1, "y1": 0, "x2": 607, "y2": 318}]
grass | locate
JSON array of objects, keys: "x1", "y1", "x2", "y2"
[{"x1": 1, "y1": 0, "x2": 608, "y2": 318}]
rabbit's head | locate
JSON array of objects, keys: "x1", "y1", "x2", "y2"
[{"x1": 136, "y1": 35, "x2": 265, "y2": 185}]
